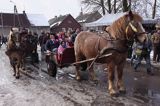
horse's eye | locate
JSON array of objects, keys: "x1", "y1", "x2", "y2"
[
  {"x1": 131, "y1": 21, "x2": 138, "y2": 27},
  {"x1": 131, "y1": 21, "x2": 135, "y2": 24}
]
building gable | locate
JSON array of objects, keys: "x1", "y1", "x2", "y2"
[
  {"x1": 50, "y1": 14, "x2": 81, "y2": 33},
  {"x1": 0, "y1": 13, "x2": 30, "y2": 28}
]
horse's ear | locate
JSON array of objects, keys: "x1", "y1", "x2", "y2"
[
  {"x1": 126, "y1": 10, "x2": 133, "y2": 21},
  {"x1": 10, "y1": 27, "x2": 13, "y2": 32}
]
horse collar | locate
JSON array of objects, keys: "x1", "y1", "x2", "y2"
[{"x1": 100, "y1": 35, "x2": 129, "y2": 53}]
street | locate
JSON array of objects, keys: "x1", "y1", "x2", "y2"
[{"x1": 0, "y1": 44, "x2": 160, "y2": 106}]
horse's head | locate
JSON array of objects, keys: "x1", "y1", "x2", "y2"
[
  {"x1": 9, "y1": 27, "x2": 20, "y2": 46},
  {"x1": 124, "y1": 10, "x2": 146, "y2": 43},
  {"x1": 108, "y1": 10, "x2": 146, "y2": 43}
]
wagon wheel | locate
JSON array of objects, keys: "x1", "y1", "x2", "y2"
[{"x1": 47, "y1": 60, "x2": 57, "y2": 77}]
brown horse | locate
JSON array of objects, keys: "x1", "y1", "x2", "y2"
[
  {"x1": 6, "y1": 28, "x2": 24, "y2": 79},
  {"x1": 74, "y1": 11, "x2": 146, "y2": 96}
]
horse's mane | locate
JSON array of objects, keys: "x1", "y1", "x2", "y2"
[{"x1": 108, "y1": 12, "x2": 143, "y2": 39}]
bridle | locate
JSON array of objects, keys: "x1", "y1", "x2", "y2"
[
  {"x1": 125, "y1": 20, "x2": 147, "y2": 41},
  {"x1": 104, "y1": 20, "x2": 146, "y2": 42}
]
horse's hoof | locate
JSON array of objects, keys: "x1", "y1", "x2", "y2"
[
  {"x1": 92, "y1": 79, "x2": 99, "y2": 84},
  {"x1": 110, "y1": 92, "x2": 119, "y2": 97},
  {"x1": 15, "y1": 76, "x2": 20, "y2": 79},
  {"x1": 109, "y1": 89, "x2": 119, "y2": 97},
  {"x1": 118, "y1": 86, "x2": 126, "y2": 94},
  {"x1": 119, "y1": 89, "x2": 126, "y2": 94},
  {"x1": 89, "y1": 80, "x2": 99, "y2": 85},
  {"x1": 94, "y1": 80, "x2": 99, "y2": 84},
  {"x1": 76, "y1": 76, "x2": 81, "y2": 81},
  {"x1": 21, "y1": 67, "x2": 25, "y2": 70},
  {"x1": 13, "y1": 74, "x2": 16, "y2": 76}
]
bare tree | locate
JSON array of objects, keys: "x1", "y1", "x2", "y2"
[
  {"x1": 80, "y1": 0, "x2": 160, "y2": 18},
  {"x1": 113, "y1": 0, "x2": 117, "y2": 13},
  {"x1": 152, "y1": 0, "x2": 157, "y2": 19},
  {"x1": 80, "y1": 0, "x2": 123, "y2": 14},
  {"x1": 80, "y1": 0, "x2": 107, "y2": 15},
  {"x1": 131, "y1": 0, "x2": 160, "y2": 18},
  {"x1": 107, "y1": 0, "x2": 112, "y2": 13},
  {"x1": 101, "y1": 0, "x2": 106, "y2": 15},
  {"x1": 122, "y1": 0, "x2": 129, "y2": 12}
]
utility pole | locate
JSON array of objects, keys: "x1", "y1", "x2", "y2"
[
  {"x1": 1, "y1": 12, "x2": 4, "y2": 35},
  {"x1": 10, "y1": 0, "x2": 21, "y2": 27}
]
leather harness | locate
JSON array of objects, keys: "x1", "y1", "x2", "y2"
[{"x1": 95, "y1": 21, "x2": 147, "y2": 54}]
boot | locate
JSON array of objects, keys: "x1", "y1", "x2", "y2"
[
  {"x1": 133, "y1": 64, "x2": 139, "y2": 72},
  {"x1": 147, "y1": 69, "x2": 154, "y2": 76}
]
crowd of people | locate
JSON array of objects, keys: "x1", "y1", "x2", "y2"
[{"x1": 38, "y1": 28, "x2": 80, "y2": 62}]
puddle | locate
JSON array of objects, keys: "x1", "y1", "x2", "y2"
[{"x1": 127, "y1": 87, "x2": 160, "y2": 105}]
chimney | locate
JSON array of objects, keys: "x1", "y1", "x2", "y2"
[
  {"x1": 80, "y1": 7, "x2": 83, "y2": 16},
  {"x1": 23, "y1": 10, "x2": 27, "y2": 17},
  {"x1": 23, "y1": 10, "x2": 26, "y2": 15},
  {"x1": 54, "y1": 16, "x2": 57, "y2": 19}
]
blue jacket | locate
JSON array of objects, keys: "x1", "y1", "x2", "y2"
[{"x1": 45, "y1": 39, "x2": 59, "y2": 51}]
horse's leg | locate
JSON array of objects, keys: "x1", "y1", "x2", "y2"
[
  {"x1": 10, "y1": 58, "x2": 16, "y2": 76},
  {"x1": 21, "y1": 55, "x2": 25, "y2": 70},
  {"x1": 20, "y1": 60, "x2": 23, "y2": 69},
  {"x1": 13, "y1": 66, "x2": 16, "y2": 76},
  {"x1": 116, "y1": 62, "x2": 126, "y2": 93},
  {"x1": 15, "y1": 64, "x2": 20, "y2": 79},
  {"x1": 108, "y1": 63, "x2": 117, "y2": 96},
  {"x1": 75, "y1": 65, "x2": 81, "y2": 81},
  {"x1": 75, "y1": 56, "x2": 82, "y2": 81}
]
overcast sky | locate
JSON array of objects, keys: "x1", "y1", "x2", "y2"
[{"x1": 0, "y1": 0, "x2": 81, "y2": 20}]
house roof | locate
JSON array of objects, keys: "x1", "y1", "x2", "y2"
[
  {"x1": 85, "y1": 13, "x2": 125, "y2": 27},
  {"x1": 0, "y1": 13, "x2": 31, "y2": 27},
  {"x1": 48, "y1": 14, "x2": 69, "y2": 27},
  {"x1": 85, "y1": 12, "x2": 158, "y2": 27},
  {"x1": 26, "y1": 14, "x2": 49, "y2": 26},
  {"x1": 76, "y1": 11, "x2": 102, "y2": 23}
]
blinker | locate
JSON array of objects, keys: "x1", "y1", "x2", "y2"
[{"x1": 129, "y1": 23, "x2": 138, "y2": 33}]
